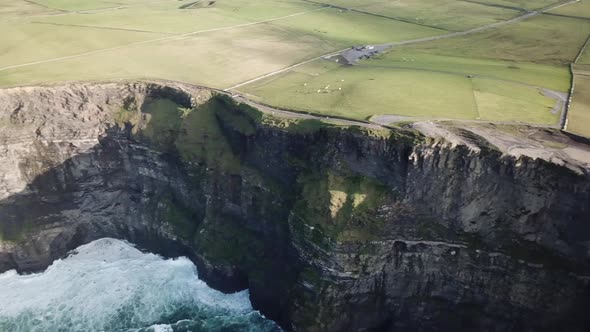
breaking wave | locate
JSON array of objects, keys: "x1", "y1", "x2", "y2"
[{"x1": 0, "y1": 238, "x2": 280, "y2": 332}]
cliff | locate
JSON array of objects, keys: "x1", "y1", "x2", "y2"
[{"x1": 0, "y1": 82, "x2": 589, "y2": 331}]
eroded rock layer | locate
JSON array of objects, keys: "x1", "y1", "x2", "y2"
[{"x1": 0, "y1": 82, "x2": 589, "y2": 331}]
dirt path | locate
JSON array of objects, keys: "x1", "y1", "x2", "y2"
[
  {"x1": 0, "y1": 6, "x2": 329, "y2": 72},
  {"x1": 232, "y1": 95, "x2": 385, "y2": 129}
]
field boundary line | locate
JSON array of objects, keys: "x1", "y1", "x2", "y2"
[
  {"x1": 574, "y1": 34, "x2": 590, "y2": 64},
  {"x1": 461, "y1": 0, "x2": 528, "y2": 13},
  {"x1": 0, "y1": 6, "x2": 329, "y2": 72},
  {"x1": 21, "y1": 0, "x2": 66, "y2": 12},
  {"x1": 30, "y1": 21, "x2": 175, "y2": 35},
  {"x1": 302, "y1": 0, "x2": 449, "y2": 31},
  {"x1": 467, "y1": 77, "x2": 483, "y2": 120},
  {"x1": 562, "y1": 64, "x2": 576, "y2": 130},
  {"x1": 543, "y1": 0, "x2": 580, "y2": 12},
  {"x1": 563, "y1": 25, "x2": 589, "y2": 130},
  {"x1": 544, "y1": 12, "x2": 590, "y2": 20},
  {"x1": 24, "y1": 0, "x2": 180, "y2": 18}
]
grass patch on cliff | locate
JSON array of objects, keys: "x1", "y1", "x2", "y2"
[
  {"x1": 0, "y1": 219, "x2": 34, "y2": 243},
  {"x1": 174, "y1": 98, "x2": 244, "y2": 172},
  {"x1": 141, "y1": 98, "x2": 186, "y2": 148},
  {"x1": 157, "y1": 195, "x2": 199, "y2": 240},
  {"x1": 293, "y1": 170, "x2": 390, "y2": 242},
  {"x1": 194, "y1": 215, "x2": 266, "y2": 265}
]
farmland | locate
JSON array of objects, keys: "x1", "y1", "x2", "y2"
[
  {"x1": 568, "y1": 64, "x2": 590, "y2": 137},
  {"x1": 240, "y1": 59, "x2": 561, "y2": 124},
  {"x1": 0, "y1": 0, "x2": 589, "y2": 133},
  {"x1": 305, "y1": 0, "x2": 524, "y2": 31},
  {"x1": 240, "y1": 2, "x2": 587, "y2": 125}
]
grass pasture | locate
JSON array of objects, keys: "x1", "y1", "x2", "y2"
[
  {"x1": 241, "y1": 60, "x2": 479, "y2": 120},
  {"x1": 270, "y1": 7, "x2": 444, "y2": 47},
  {"x1": 28, "y1": 0, "x2": 183, "y2": 11},
  {"x1": 240, "y1": 59, "x2": 562, "y2": 124},
  {"x1": 471, "y1": 78, "x2": 559, "y2": 124},
  {"x1": 308, "y1": 0, "x2": 522, "y2": 31},
  {"x1": 31, "y1": 0, "x2": 125, "y2": 11},
  {"x1": 398, "y1": 14, "x2": 590, "y2": 66},
  {"x1": 578, "y1": 46, "x2": 590, "y2": 65},
  {"x1": 472, "y1": 0, "x2": 561, "y2": 10},
  {"x1": 0, "y1": 22, "x2": 162, "y2": 69},
  {"x1": 0, "y1": 0, "x2": 446, "y2": 88},
  {"x1": 568, "y1": 69, "x2": 590, "y2": 137},
  {"x1": 364, "y1": 51, "x2": 570, "y2": 91},
  {"x1": 0, "y1": 0, "x2": 587, "y2": 130},
  {"x1": 548, "y1": 0, "x2": 590, "y2": 19},
  {"x1": 32, "y1": 0, "x2": 319, "y2": 34},
  {"x1": 0, "y1": 22, "x2": 339, "y2": 88},
  {"x1": 0, "y1": 0, "x2": 55, "y2": 18}
]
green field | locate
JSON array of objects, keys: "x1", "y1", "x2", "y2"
[
  {"x1": 239, "y1": 7, "x2": 577, "y2": 125},
  {"x1": 568, "y1": 68, "x2": 590, "y2": 137},
  {"x1": 578, "y1": 46, "x2": 590, "y2": 65},
  {"x1": 576, "y1": 30, "x2": 590, "y2": 65},
  {"x1": 30, "y1": 0, "x2": 175, "y2": 11},
  {"x1": 0, "y1": 0, "x2": 54, "y2": 17},
  {"x1": 0, "y1": 0, "x2": 443, "y2": 88},
  {"x1": 398, "y1": 14, "x2": 590, "y2": 66},
  {"x1": 240, "y1": 59, "x2": 560, "y2": 124},
  {"x1": 474, "y1": 0, "x2": 562, "y2": 10},
  {"x1": 309, "y1": 0, "x2": 523, "y2": 31},
  {"x1": 364, "y1": 51, "x2": 570, "y2": 91},
  {"x1": 0, "y1": 0, "x2": 588, "y2": 131},
  {"x1": 270, "y1": 7, "x2": 443, "y2": 47},
  {"x1": 32, "y1": 0, "x2": 318, "y2": 34},
  {"x1": 549, "y1": 0, "x2": 590, "y2": 18},
  {"x1": 0, "y1": 23, "x2": 340, "y2": 88}
]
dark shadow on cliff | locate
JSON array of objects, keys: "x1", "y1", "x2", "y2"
[
  {"x1": 0, "y1": 92, "x2": 301, "y2": 329},
  {"x1": 2, "y1": 87, "x2": 590, "y2": 331}
]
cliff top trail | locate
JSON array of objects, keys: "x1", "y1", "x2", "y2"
[{"x1": 1, "y1": 0, "x2": 590, "y2": 138}]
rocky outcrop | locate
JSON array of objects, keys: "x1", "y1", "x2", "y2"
[{"x1": 0, "y1": 82, "x2": 589, "y2": 331}]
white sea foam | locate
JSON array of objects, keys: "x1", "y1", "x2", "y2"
[{"x1": 0, "y1": 238, "x2": 278, "y2": 332}]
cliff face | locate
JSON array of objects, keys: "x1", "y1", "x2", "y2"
[{"x1": 0, "y1": 82, "x2": 589, "y2": 331}]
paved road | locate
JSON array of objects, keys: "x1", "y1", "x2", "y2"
[{"x1": 226, "y1": 0, "x2": 580, "y2": 91}]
